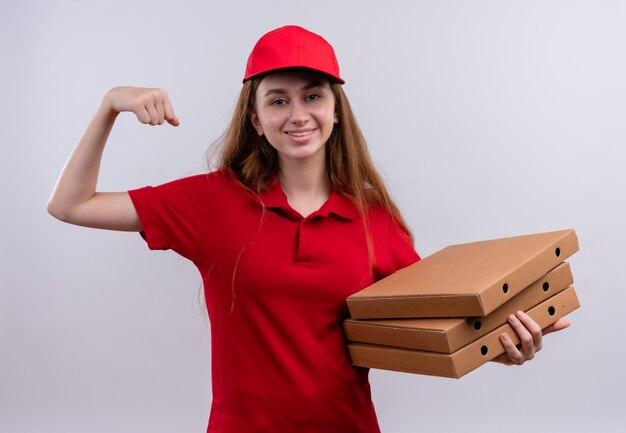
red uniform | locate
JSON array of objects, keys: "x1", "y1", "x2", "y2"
[{"x1": 127, "y1": 167, "x2": 420, "y2": 433}]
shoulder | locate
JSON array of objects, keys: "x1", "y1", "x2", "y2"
[
  {"x1": 365, "y1": 205, "x2": 407, "y2": 234},
  {"x1": 364, "y1": 205, "x2": 414, "y2": 253},
  {"x1": 165, "y1": 167, "x2": 245, "y2": 193},
  {"x1": 365, "y1": 205, "x2": 420, "y2": 279},
  {"x1": 128, "y1": 168, "x2": 247, "y2": 209}
]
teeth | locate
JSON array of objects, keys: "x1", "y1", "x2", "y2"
[{"x1": 287, "y1": 130, "x2": 313, "y2": 137}]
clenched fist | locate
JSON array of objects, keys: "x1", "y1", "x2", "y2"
[{"x1": 103, "y1": 86, "x2": 180, "y2": 126}]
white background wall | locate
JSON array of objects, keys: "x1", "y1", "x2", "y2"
[{"x1": 2, "y1": 1, "x2": 625, "y2": 432}]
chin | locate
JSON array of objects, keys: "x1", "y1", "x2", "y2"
[{"x1": 284, "y1": 146, "x2": 325, "y2": 161}]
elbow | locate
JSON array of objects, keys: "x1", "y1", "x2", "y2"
[{"x1": 46, "y1": 199, "x2": 69, "y2": 222}]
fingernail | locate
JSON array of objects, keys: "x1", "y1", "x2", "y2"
[
  {"x1": 516, "y1": 311, "x2": 525, "y2": 318},
  {"x1": 508, "y1": 314, "x2": 516, "y2": 323}
]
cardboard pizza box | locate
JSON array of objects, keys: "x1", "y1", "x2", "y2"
[
  {"x1": 347, "y1": 229, "x2": 578, "y2": 319},
  {"x1": 347, "y1": 286, "x2": 580, "y2": 379},
  {"x1": 343, "y1": 262, "x2": 573, "y2": 353}
]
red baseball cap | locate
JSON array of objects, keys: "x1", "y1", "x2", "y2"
[{"x1": 243, "y1": 25, "x2": 345, "y2": 84}]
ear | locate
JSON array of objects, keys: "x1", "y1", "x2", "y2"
[
  {"x1": 250, "y1": 112, "x2": 264, "y2": 136},
  {"x1": 334, "y1": 111, "x2": 339, "y2": 124}
]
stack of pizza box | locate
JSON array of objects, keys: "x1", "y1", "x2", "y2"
[{"x1": 343, "y1": 229, "x2": 580, "y2": 379}]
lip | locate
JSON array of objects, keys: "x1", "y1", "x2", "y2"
[
  {"x1": 284, "y1": 128, "x2": 316, "y2": 136},
  {"x1": 284, "y1": 128, "x2": 317, "y2": 143}
]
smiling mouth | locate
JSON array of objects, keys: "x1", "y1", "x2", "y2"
[{"x1": 285, "y1": 129, "x2": 316, "y2": 137}]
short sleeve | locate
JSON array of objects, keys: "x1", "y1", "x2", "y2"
[
  {"x1": 127, "y1": 173, "x2": 216, "y2": 262},
  {"x1": 370, "y1": 208, "x2": 421, "y2": 282}
]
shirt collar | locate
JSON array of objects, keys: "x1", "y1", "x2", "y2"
[{"x1": 257, "y1": 175, "x2": 356, "y2": 221}]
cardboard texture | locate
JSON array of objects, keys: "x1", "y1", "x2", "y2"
[
  {"x1": 347, "y1": 286, "x2": 580, "y2": 379},
  {"x1": 347, "y1": 229, "x2": 579, "y2": 319},
  {"x1": 343, "y1": 262, "x2": 574, "y2": 353}
]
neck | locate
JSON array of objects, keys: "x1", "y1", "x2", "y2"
[{"x1": 277, "y1": 152, "x2": 331, "y2": 213}]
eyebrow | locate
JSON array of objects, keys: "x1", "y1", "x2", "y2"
[{"x1": 263, "y1": 81, "x2": 325, "y2": 98}]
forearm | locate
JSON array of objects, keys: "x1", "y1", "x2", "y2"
[{"x1": 47, "y1": 100, "x2": 119, "y2": 220}]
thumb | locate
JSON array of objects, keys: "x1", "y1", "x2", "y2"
[
  {"x1": 167, "y1": 115, "x2": 180, "y2": 127},
  {"x1": 542, "y1": 318, "x2": 572, "y2": 336}
]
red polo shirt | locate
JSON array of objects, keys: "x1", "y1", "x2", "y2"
[{"x1": 127, "y1": 167, "x2": 420, "y2": 433}]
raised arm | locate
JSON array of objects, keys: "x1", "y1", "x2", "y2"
[{"x1": 46, "y1": 86, "x2": 179, "y2": 231}]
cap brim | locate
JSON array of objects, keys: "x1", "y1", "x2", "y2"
[{"x1": 243, "y1": 66, "x2": 345, "y2": 84}]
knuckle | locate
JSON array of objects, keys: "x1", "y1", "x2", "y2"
[
  {"x1": 140, "y1": 93, "x2": 156, "y2": 104},
  {"x1": 508, "y1": 352, "x2": 522, "y2": 364}
]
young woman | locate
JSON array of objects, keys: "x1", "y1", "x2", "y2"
[{"x1": 47, "y1": 25, "x2": 569, "y2": 433}]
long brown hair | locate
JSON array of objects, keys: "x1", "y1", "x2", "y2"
[{"x1": 217, "y1": 74, "x2": 413, "y2": 232}]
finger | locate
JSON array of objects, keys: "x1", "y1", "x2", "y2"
[
  {"x1": 515, "y1": 310, "x2": 543, "y2": 352},
  {"x1": 145, "y1": 103, "x2": 159, "y2": 126},
  {"x1": 500, "y1": 333, "x2": 523, "y2": 365},
  {"x1": 491, "y1": 352, "x2": 515, "y2": 366},
  {"x1": 133, "y1": 104, "x2": 151, "y2": 124},
  {"x1": 543, "y1": 318, "x2": 571, "y2": 336},
  {"x1": 507, "y1": 314, "x2": 535, "y2": 361},
  {"x1": 163, "y1": 96, "x2": 180, "y2": 126},
  {"x1": 156, "y1": 98, "x2": 165, "y2": 125}
]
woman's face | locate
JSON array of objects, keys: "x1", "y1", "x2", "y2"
[{"x1": 250, "y1": 70, "x2": 337, "y2": 164}]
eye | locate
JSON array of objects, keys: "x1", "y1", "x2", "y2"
[
  {"x1": 271, "y1": 98, "x2": 288, "y2": 106},
  {"x1": 305, "y1": 93, "x2": 321, "y2": 102}
]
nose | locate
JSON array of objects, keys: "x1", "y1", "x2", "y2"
[{"x1": 289, "y1": 100, "x2": 309, "y2": 124}]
